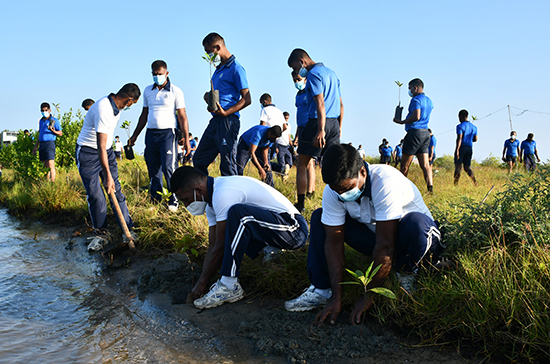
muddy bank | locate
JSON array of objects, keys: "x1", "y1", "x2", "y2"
[{"x1": 104, "y1": 251, "x2": 488, "y2": 364}]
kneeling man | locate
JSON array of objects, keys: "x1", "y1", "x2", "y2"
[
  {"x1": 285, "y1": 144, "x2": 443, "y2": 324},
  {"x1": 171, "y1": 166, "x2": 308, "y2": 309}
]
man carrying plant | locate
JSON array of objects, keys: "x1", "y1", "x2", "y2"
[
  {"x1": 235, "y1": 124, "x2": 283, "y2": 186},
  {"x1": 287, "y1": 48, "x2": 344, "y2": 213},
  {"x1": 170, "y1": 166, "x2": 308, "y2": 309},
  {"x1": 75, "y1": 83, "x2": 140, "y2": 247},
  {"x1": 32, "y1": 102, "x2": 63, "y2": 182},
  {"x1": 454, "y1": 109, "x2": 478, "y2": 185},
  {"x1": 520, "y1": 133, "x2": 540, "y2": 172},
  {"x1": 193, "y1": 32, "x2": 251, "y2": 177},
  {"x1": 393, "y1": 78, "x2": 433, "y2": 192},
  {"x1": 285, "y1": 144, "x2": 443, "y2": 325},
  {"x1": 128, "y1": 60, "x2": 190, "y2": 212}
]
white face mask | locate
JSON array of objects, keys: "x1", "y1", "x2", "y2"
[
  {"x1": 208, "y1": 52, "x2": 221, "y2": 63},
  {"x1": 511, "y1": 135, "x2": 516, "y2": 140},
  {"x1": 153, "y1": 74, "x2": 166, "y2": 86},
  {"x1": 42, "y1": 111, "x2": 50, "y2": 118},
  {"x1": 186, "y1": 190, "x2": 207, "y2": 216}
]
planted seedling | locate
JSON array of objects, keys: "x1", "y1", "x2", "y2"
[{"x1": 203, "y1": 52, "x2": 220, "y2": 112}]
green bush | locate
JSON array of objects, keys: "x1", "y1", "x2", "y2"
[
  {"x1": 433, "y1": 154, "x2": 455, "y2": 171},
  {"x1": 0, "y1": 131, "x2": 46, "y2": 182},
  {"x1": 55, "y1": 109, "x2": 84, "y2": 170}
]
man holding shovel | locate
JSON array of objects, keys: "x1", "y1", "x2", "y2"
[{"x1": 76, "y1": 83, "x2": 141, "y2": 251}]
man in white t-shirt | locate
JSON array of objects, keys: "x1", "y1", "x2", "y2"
[
  {"x1": 285, "y1": 144, "x2": 443, "y2": 324},
  {"x1": 128, "y1": 60, "x2": 190, "y2": 212},
  {"x1": 276, "y1": 112, "x2": 293, "y2": 179},
  {"x1": 114, "y1": 136, "x2": 124, "y2": 160},
  {"x1": 357, "y1": 144, "x2": 366, "y2": 160},
  {"x1": 75, "y1": 83, "x2": 140, "y2": 239},
  {"x1": 259, "y1": 93, "x2": 286, "y2": 161},
  {"x1": 170, "y1": 166, "x2": 308, "y2": 309}
]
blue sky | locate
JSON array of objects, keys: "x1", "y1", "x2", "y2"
[{"x1": 1, "y1": 0, "x2": 548, "y2": 161}]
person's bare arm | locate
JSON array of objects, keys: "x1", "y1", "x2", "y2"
[
  {"x1": 313, "y1": 93, "x2": 326, "y2": 148},
  {"x1": 455, "y1": 134, "x2": 463, "y2": 159},
  {"x1": 338, "y1": 97, "x2": 344, "y2": 136},
  {"x1": 97, "y1": 133, "x2": 114, "y2": 194},
  {"x1": 394, "y1": 109, "x2": 420, "y2": 125},
  {"x1": 129, "y1": 107, "x2": 148, "y2": 146},
  {"x1": 249, "y1": 144, "x2": 267, "y2": 180},
  {"x1": 176, "y1": 108, "x2": 191, "y2": 156}
]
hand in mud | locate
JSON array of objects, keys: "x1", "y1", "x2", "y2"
[
  {"x1": 186, "y1": 283, "x2": 206, "y2": 304},
  {"x1": 315, "y1": 298, "x2": 341, "y2": 325},
  {"x1": 350, "y1": 296, "x2": 374, "y2": 325}
]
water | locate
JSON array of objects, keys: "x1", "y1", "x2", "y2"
[{"x1": 0, "y1": 209, "x2": 228, "y2": 364}]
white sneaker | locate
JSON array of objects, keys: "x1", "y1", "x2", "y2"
[
  {"x1": 194, "y1": 279, "x2": 245, "y2": 309},
  {"x1": 284, "y1": 286, "x2": 331, "y2": 312},
  {"x1": 396, "y1": 272, "x2": 416, "y2": 294},
  {"x1": 282, "y1": 164, "x2": 290, "y2": 181},
  {"x1": 168, "y1": 205, "x2": 178, "y2": 212},
  {"x1": 262, "y1": 245, "x2": 282, "y2": 262},
  {"x1": 87, "y1": 236, "x2": 107, "y2": 252}
]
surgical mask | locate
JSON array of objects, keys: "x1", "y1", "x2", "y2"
[
  {"x1": 511, "y1": 135, "x2": 516, "y2": 140},
  {"x1": 42, "y1": 111, "x2": 50, "y2": 118},
  {"x1": 298, "y1": 65, "x2": 308, "y2": 78},
  {"x1": 153, "y1": 74, "x2": 166, "y2": 86},
  {"x1": 339, "y1": 173, "x2": 365, "y2": 202},
  {"x1": 187, "y1": 190, "x2": 207, "y2": 216},
  {"x1": 208, "y1": 52, "x2": 221, "y2": 63},
  {"x1": 408, "y1": 89, "x2": 414, "y2": 97},
  {"x1": 123, "y1": 100, "x2": 133, "y2": 111},
  {"x1": 294, "y1": 80, "x2": 306, "y2": 91}
]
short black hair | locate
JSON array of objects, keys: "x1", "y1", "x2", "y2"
[
  {"x1": 40, "y1": 102, "x2": 50, "y2": 110},
  {"x1": 203, "y1": 32, "x2": 225, "y2": 47},
  {"x1": 458, "y1": 109, "x2": 469, "y2": 120},
  {"x1": 322, "y1": 144, "x2": 364, "y2": 186},
  {"x1": 268, "y1": 125, "x2": 282, "y2": 138},
  {"x1": 527, "y1": 133, "x2": 534, "y2": 139},
  {"x1": 151, "y1": 60, "x2": 167, "y2": 71},
  {"x1": 283, "y1": 111, "x2": 290, "y2": 118},
  {"x1": 170, "y1": 166, "x2": 207, "y2": 193},
  {"x1": 288, "y1": 48, "x2": 310, "y2": 67},
  {"x1": 409, "y1": 78, "x2": 424, "y2": 89},
  {"x1": 81, "y1": 99, "x2": 95, "y2": 109},
  {"x1": 115, "y1": 135, "x2": 119, "y2": 138},
  {"x1": 116, "y1": 83, "x2": 141, "y2": 100},
  {"x1": 428, "y1": 128, "x2": 432, "y2": 133},
  {"x1": 260, "y1": 93, "x2": 272, "y2": 103},
  {"x1": 189, "y1": 132, "x2": 193, "y2": 137}
]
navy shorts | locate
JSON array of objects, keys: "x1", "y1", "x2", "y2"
[
  {"x1": 403, "y1": 128, "x2": 430, "y2": 155},
  {"x1": 505, "y1": 155, "x2": 516, "y2": 163},
  {"x1": 380, "y1": 155, "x2": 391, "y2": 164},
  {"x1": 39, "y1": 140, "x2": 56, "y2": 161},
  {"x1": 455, "y1": 146, "x2": 473, "y2": 167},
  {"x1": 297, "y1": 117, "x2": 340, "y2": 158}
]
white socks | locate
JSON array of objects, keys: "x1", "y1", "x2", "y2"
[
  {"x1": 312, "y1": 285, "x2": 332, "y2": 298},
  {"x1": 220, "y1": 276, "x2": 238, "y2": 289}
]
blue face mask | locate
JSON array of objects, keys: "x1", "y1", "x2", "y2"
[
  {"x1": 339, "y1": 173, "x2": 365, "y2": 202},
  {"x1": 298, "y1": 65, "x2": 308, "y2": 78},
  {"x1": 294, "y1": 80, "x2": 306, "y2": 91},
  {"x1": 153, "y1": 74, "x2": 166, "y2": 86},
  {"x1": 408, "y1": 89, "x2": 414, "y2": 97}
]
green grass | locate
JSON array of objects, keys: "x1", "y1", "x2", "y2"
[{"x1": 1, "y1": 155, "x2": 549, "y2": 362}]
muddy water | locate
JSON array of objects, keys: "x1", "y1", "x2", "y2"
[{"x1": 0, "y1": 209, "x2": 229, "y2": 364}]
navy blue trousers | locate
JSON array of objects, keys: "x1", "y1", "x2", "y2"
[
  {"x1": 277, "y1": 144, "x2": 293, "y2": 167},
  {"x1": 235, "y1": 139, "x2": 282, "y2": 187},
  {"x1": 76, "y1": 145, "x2": 133, "y2": 230},
  {"x1": 307, "y1": 208, "x2": 442, "y2": 289},
  {"x1": 144, "y1": 129, "x2": 178, "y2": 206},
  {"x1": 220, "y1": 204, "x2": 308, "y2": 277},
  {"x1": 193, "y1": 114, "x2": 240, "y2": 176}
]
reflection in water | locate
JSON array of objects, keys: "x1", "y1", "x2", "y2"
[{"x1": 0, "y1": 209, "x2": 226, "y2": 363}]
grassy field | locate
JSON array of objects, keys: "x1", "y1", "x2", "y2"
[{"x1": 0, "y1": 155, "x2": 548, "y2": 362}]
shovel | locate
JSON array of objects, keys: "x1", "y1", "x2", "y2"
[{"x1": 109, "y1": 191, "x2": 135, "y2": 249}]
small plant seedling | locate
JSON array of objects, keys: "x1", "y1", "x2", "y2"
[
  {"x1": 120, "y1": 120, "x2": 132, "y2": 139},
  {"x1": 156, "y1": 187, "x2": 172, "y2": 203},
  {"x1": 202, "y1": 52, "x2": 219, "y2": 91},
  {"x1": 395, "y1": 80, "x2": 403, "y2": 106},
  {"x1": 341, "y1": 262, "x2": 396, "y2": 299}
]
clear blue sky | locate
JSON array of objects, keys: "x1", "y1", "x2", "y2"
[{"x1": 1, "y1": 0, "x2": 548, "y2": 161}]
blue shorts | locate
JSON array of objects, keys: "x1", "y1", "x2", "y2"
[
  {"x1": 39, "y1": 140, "x2": 56, "y2": 161},
  {"x1": 455, "y1": 146, "x2": 473, "y2": 167}
]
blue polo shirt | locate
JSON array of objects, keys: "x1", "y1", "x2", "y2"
[
  {"x1": 429, "y1": 135, "x2": 437, "y2": 152},
  {"x1": 305, "y1": 63, "x2": 341, "y2": 119},
  {"x1": 190, "y1": 138, "x2": 197, "y2": 149},
  {"x1": 295, "y1": 90, "x2": 308, "y2": 128},
  {"x1": 395, "y1": 144, "x2": 402, "y2": 157},
  {"x1": 241, "y1": 125, "x2": 271, "y2": 148},
  {"x1": 504, "y1": 138, "x2": 520, "y2": 156},
  {"x1": 381, "y1": 145, "x2": 393, "y2": 156},
  {"x1": 38, "y1": 116, "x2": 62, "y2": 142},
  {"x1": 405, "y1": 93, "x2": 433, "y2": 131},
  {"x1": 211, "y1": 55, "x2": 248, "y2": 118},
  {"x1": 521, "y1": 140, "x2": 537, "y2": 155},
  {"x1": 456, "y1": 121, "x2": 477, "y2": 147}
]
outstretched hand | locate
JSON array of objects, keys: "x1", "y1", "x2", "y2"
[{"x1": 315, "y1": 298, "x2": 341, "y2": 325}]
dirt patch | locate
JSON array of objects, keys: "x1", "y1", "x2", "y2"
[{"x1": 104, "y1": 252, "x2": 490, "y2": 364}]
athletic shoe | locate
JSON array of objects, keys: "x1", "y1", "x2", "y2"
[
  {"x1": 284, "y1": 285, "x2": 331, "y2": 312},
  {"x1": 87, "y1": 236, "x2": 107, "y2": 252},
  {"x1": 194, "y1": 279, "x2": 244, "y2": 309},
  {"x1": 262, "y1": 245, "x2": 282, "y2": 262},
  {"x1": 396, "y1": 272, "x2": 416, "y2": 294},
  {"x1": 168, "y1": 205, "x2": 178, "y2": 212},
  {"x1": 282, "y1": 164, "x2": 291, "y2": 181}
]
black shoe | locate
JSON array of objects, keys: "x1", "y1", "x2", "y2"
[{"x1": 294, "y1": 203, "x2": 305, "y2": 214}]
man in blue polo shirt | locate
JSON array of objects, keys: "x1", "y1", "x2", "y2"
[
  {"x1": 428, "y1": 129, "x2": 437, "y2": 168},
  {"x1": 236, "y1": 125, "x2": 282, "y2": 186},
  {"x1": 284, "y1": 144, "x2": 443, "y2": 323},
  {"x1": 502, "y1": 131, "x2": 520, "y2": 173},
  {"x1": 380, "y1": 141, "x2": 392, "y2": 165},
  {"x1": 128, "y1": 60, "x2": 190, "y2": 212},
  {"x1": 393, "y1": 78, "x2": 433, "y2": 192},
  {"x1": 393, "y1": 139, "x2": 403, "y2": 168},
  {"x1": 520, "y1": 133, "x2": 540, "y2": 172},
  {"x1": 287, "y1": 48, "x2": 344, "y2": 212},
  {"x1": 193, "y1": 33, "x2": 251, "y2": 177},
  {"x1": 454, "y1": 109, "x2": 478, "y2": 185},
  {"x1": 76, "y1": 83, "x2": 140, "y2": 248},
  {"x1": 170, "y1": 166, "x2": 308, "y2": 309},
  {"x1": 32, "y1": 102, "x2": 63, "y2": 182}
]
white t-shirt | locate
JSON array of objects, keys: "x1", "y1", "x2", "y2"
[
  {"x1": 77, "y1": 95, "x2": 120, "y2": 149},
  {"x1": 277, "y1": 123, "x2": 291, "y2": 146},
  {"x1": 321, "y1": 164, "x2": 433, "y2": 232},
  {"x1": 205, "y1": 176, "x2": 299, "y2": 226},
  {"x1": 357, "y1": 148, "x2": 366, "y2": 158},
  {"x1": 114, "y1": 140, "x2": 123, "y2": 152},
  {"x1": 143, "y1": 82, "x2": 185, "y2": 129},
  {"x1": 259, "y1": 105, "x2": 286, "y2": 129}
]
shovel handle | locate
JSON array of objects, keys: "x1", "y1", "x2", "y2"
[{"x1": 109, "y1": 191, "x2": 135, "y2": 249}]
